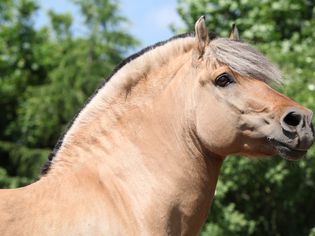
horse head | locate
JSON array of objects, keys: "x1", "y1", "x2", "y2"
[{"x1": 192, "y1": 16, "x2": 314, "y2": 160}]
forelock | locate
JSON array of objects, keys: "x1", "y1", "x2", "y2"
[{"x1": 206, "y1": 38, "x2": 283, "y2": 85}]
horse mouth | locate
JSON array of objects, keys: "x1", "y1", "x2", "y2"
[{"x1": 268, "y1": 138, "x2": 308, "y2": 161}]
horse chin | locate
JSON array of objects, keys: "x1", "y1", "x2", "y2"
[
  {"x1": 268, "y1": 139, "x2": 308, "y2": 161},
  {"x1": 273, "y1": 143, "x2": 307, "y2": 161},
  {"x1": 237, "y1": 137, "x2": 307, "y2": 160}
]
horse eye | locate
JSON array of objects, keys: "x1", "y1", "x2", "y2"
[{"x1": 215, "y1": 73, "x2": 234, "y2": 87}]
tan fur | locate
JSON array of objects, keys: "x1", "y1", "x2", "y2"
[{"x1": 0, "y1": 17, "x2": 313, "y2": 235}]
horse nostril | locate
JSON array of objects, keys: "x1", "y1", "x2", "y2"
[
  {"x1": 283, "y1": 111, "x2": 302, "y2": 127},
  {"x1": 282, "y1": 111, "x2": 302, "y2": 127}
]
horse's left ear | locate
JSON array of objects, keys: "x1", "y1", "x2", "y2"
[
  {"x1": 195, "y1": 16, "x2": 209, "y2": 56},
  {"x1": 229, "y1": 23, "x2": 240, "y2": 40}
]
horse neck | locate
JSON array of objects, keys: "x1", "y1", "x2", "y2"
[{"x1": 43, "y1": 38, "x2": 223, "y2": 233}]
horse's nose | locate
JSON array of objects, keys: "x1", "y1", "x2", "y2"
[{"x1": 280, "y1": 108, "x2": 313, "y2": 134}]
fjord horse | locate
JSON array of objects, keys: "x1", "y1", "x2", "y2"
[{"x1": 0, "y1": 17, "x2": 313, "y2": 235}]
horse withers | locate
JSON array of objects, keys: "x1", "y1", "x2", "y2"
[{"x1": 0, "y1": 16, "x2": 313, "y2": 235}]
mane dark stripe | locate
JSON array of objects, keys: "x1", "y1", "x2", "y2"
[{"x1": 40, "y1": 32, "x2": 217, "y2": 176}]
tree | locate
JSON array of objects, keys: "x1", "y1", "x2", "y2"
[
  {"x1": 0, "y1": 0, "x2": 138, "y2": 188},
  {"x1": 174, "y1": 1, "x2": 315, "y2": 235}
]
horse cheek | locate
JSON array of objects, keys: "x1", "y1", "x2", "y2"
[{"x1": 196, "y1": 103, "x2": 239, "y2": 156}]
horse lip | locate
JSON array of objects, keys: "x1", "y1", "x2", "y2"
[{"x1": 267, "y1": 138, "x2": 308, "y2": 160}]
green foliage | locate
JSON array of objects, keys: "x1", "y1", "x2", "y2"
[
  {"x1": 0, "y1": 141, "x2": 49, "y2": 188},
  {"x1": 0, "y1": 0, "x2": 138, "y2": 187},
  {"x1": 175, "y1": 0, "x2": 315, "y2": 235},
  {"x1": 175, "y1": 0, "x2": 314, "y2": 42}
]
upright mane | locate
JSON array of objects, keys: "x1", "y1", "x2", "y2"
[{"x1": 41, "y1": 32, "x2": 282, "y2": 176}]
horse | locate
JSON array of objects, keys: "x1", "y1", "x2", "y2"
[{"x1": 0, "y1": 16, "x2": 313, "y2": 236}]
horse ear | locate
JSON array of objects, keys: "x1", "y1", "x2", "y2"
[
  {"x1": 229, "y1": 23, "x2": 240, "y2": 40},
  {"x1": 195, "y1": 16, "x2": 209, "y2": 56}
]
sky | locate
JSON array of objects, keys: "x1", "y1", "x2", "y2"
[{"x1": 36, "y1": 0, "x2": 184, "y2": 51}]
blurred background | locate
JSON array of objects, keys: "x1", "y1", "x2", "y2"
[{"x1": 0, "y1": 0, "x2": 314, "y2": 235}]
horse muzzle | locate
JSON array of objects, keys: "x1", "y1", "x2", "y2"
[{"x1": 269, "y1": 107, "x2": 314, "y2": 160}]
